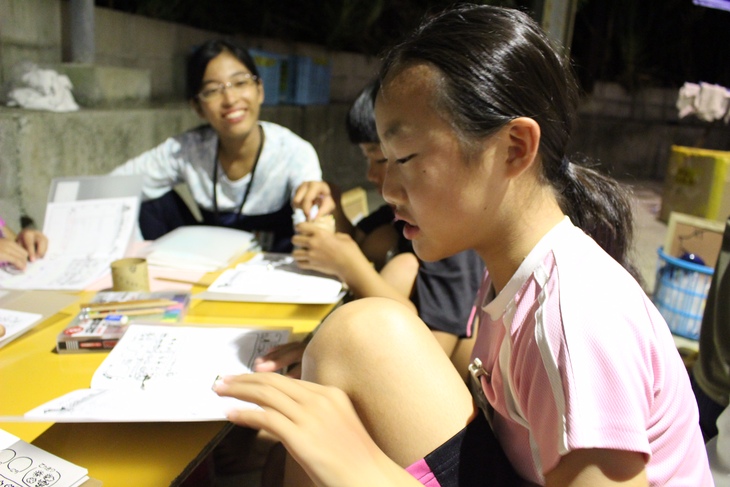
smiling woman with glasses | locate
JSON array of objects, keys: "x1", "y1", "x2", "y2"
[{"x1": 111, "y1": 38, "x2": 333, "y2": 252}]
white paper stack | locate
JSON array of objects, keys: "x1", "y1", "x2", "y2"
[{"x1": 144, "y1": 226, "x2": 255, "y2": 272}]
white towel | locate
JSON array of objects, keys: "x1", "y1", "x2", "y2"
[
  {"x1": 5, "y1": 62, "x2": 79, "y2": 112},
  {"x1": 696, "y1": 82, "x2": 730, "y2": 122},
  {"x1": 677, "y1": 82, "x2": 700, "y2": 118}
]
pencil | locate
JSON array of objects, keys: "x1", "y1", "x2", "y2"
[{"x1": 154, "y1": 276, "x2": 213, "y2": 286}]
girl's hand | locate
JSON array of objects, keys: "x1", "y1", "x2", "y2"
[
  {"x1": 292, "y1": 223, "x2": 363, "y2": 279},
  {"x1": 15, "y1": 229, "x2": 48, "y2": 261},
  {"x1": 214, "y1": 373, "x2": 418, "y2": 487},
  {"x1": 0, "y1": 238, "x2": 29, "y2": 270}
]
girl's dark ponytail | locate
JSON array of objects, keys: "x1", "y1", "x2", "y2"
[{"x1": 556, "y1": 159, "x2": 642, "y2": 285}]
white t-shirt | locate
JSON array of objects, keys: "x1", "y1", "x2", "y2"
[
  {"x1": 471, "y1": 217, "x2": 712, "y2": 485},
  {"x1": 112, "y1": 121, "x2": 322, "y2": 215}
]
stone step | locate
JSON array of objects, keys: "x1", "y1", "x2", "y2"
[{"x1": 53, "y1": 63, "x2": 151, "y2": 107}]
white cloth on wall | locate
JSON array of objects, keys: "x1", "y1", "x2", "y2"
[
  {"x1": 676, "y1": 81, "x2": 730, "y2": 123},
  {"x1": 696, "y1": 82, "x2": 730, "y2": 122},
  {"x1": 677, "y1": 82, "x2": 701, "y2": 118},
  {"x1": 5, "y1": 62, "x2": 79, "y2": 112}
]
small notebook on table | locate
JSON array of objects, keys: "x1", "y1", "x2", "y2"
[{"x1": 0, "y1": 428, "x2": 93, "y2": 487}]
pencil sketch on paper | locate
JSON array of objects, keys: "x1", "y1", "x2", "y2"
[
  {"x1": 0, "y1": 428, "x2": 88, "y2": 487},
  {"x1": 0, "y1": 308, "x2": 43, "y2": 349},
  {"x1": 0, "y1": 197, "x2": 139, "y2": 291}
]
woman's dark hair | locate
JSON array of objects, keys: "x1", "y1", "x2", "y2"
[
  {"x1": 185, "y1": 38, "x2": 260, "y2": 101},
  {"x1": 346, "y1": 79, "x2": 381, "y2": 144},
  {"x1": 379, "y1": 4, "x2": 640, "y2": 282}
]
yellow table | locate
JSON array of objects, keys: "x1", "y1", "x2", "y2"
[{"x1": 0, "y1": 266, "x2": 339, "y2": 486}]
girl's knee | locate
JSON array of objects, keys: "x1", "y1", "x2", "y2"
[{"x1": 304, "y1": 297, "x2": 431, "y2": 368}]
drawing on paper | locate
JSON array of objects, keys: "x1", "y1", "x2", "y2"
[{"x1": 0, "y1": 448, "x2": 62, "y2": 486}]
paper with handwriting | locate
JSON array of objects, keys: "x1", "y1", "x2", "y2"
[
  {"x1": 11, "y1": 323, "x2": 289, "y2": 422},
  {"x1": 0, "y1": 197, "x2": 139, "y2": 291}
]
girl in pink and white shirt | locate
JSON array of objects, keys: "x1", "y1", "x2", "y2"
[{"x1": 212, "y1": 5, "x2": 713, "y2": 486}]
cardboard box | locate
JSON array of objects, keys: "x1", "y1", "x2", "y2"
[
  {"x1": 663, "y1": 211, "x2": 725, "y2": 268},
  {"x1": 660, "y1": 145, "x2": 730, "y2": 222},
  {"x1": 340, "y1": 186, "x2": 369, "y2": 224}
]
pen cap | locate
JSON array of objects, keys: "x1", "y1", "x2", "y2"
[
  {"x1": 110, "y1": 258, "x2": 150, "y2": 292},
  {"x1": 292, "y1": 208, "x2": 307, "y2": 227}
]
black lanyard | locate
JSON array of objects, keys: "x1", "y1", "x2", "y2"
[{"x1": 212, "y1": 124, "x2": 264, "y2": 223}]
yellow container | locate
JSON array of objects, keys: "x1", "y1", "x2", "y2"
[{"x1": 660, "y1": 145, "x2": 730, "y2": 222}]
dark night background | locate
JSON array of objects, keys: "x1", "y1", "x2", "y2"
[{"x1": 94, "y1": 0, "x2": 730, "y2": 94}]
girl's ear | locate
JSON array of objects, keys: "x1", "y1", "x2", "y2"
[
  {"x1": 190, "y1": 99, "x2": 205, "y2": 119},
  {"x1": 257, "y1": 80, "x2": 265, "y2": 105},
  {"x1": 504, "y1": 117, "x2": 540, "y2": 178}
]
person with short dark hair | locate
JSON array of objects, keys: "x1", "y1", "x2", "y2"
[{"x1": 112, "y1": 38, "x2": 332, "y2": 251}]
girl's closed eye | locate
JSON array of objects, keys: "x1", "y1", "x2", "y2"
[{"x1": 395, "y1": 154, "x2": 416, "y2": 164}]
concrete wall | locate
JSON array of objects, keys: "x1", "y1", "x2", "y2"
[
  {"x1": 58, "y1": 2, "x2": 379, "y2": 103},
  {"x1": 0, "y1": 0, "x2": 62, "y2": 84},
  {"x1": 0, "y1": 0, "x2": 380, "y2": 103},
  {"x1": 0, "y1": 103, "x2": 363, "y2": 229},
  {"x1": 571, "y1": 82, "x2": 730, "y2": 181}
]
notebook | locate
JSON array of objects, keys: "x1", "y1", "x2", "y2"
[
  {"x1": 143, "y1": 226, "x2": 255, "y2": 272},
  {"x1": 0, "y1": 428, "x2": 91, "y2": 487}
]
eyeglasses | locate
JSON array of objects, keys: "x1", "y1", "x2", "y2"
[{"x1": 197, "y1": 74, "x2": 259, "y2": 102}]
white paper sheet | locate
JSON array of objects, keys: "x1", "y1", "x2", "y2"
[
  {"x1": 0, "y1": 308, "x2": 43, "y2": 349},
  {"x1": 13, "y1": 323, "x2": 289, "y2": 422},
  {"x1": 0, "y1": 197, "x2": 139, "y2": 291},
  {"x1": 197, "y1": 253, "x2": 345, "y2": 304}
]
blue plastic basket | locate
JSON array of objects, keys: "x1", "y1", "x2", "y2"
[
  {"x1": 249, "y1": 49, "x2": 283, "y2": 106},
  {"x1": 653, "y1": 247, "x2": 713, "y2": 340},
  {"x1": 282, "y1": 55, "x2": 332, "y2": 105}
]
